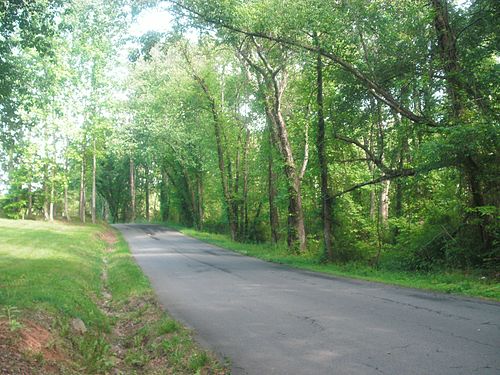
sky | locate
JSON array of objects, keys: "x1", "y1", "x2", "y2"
[{"x1": 129, "y1": 3, "x2": 174, "y2": 37}]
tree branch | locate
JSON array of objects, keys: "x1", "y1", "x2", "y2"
[
  {"x1": 169, "y1": 0, "x2": 439, "y2": 128},
  {"x1": 334, "y1": 134, "x2": 390, "y2": 173},
  {"x1": 334, "y1": 169, "x2": 417, "y2": 197}
]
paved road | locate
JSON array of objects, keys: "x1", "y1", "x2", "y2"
[{"x1": 114, "y1": 224, "x2": 500, "y2": 375}]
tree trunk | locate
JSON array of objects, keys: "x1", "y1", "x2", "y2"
[
  {"x1": 394, "y1": 143, "x2": 406, "y2": 219},
  {"x1": 240, "y1": 46, "x2": 305, "y2": 250},
  {"x1": 206, "y1": 87, "x2": 237, "y2": 238},
  {"x1": 145, "y1": 166, "x2": 150, "y2": 222},
  {"x1": 242, "y1": 129, "x2": 250, "y2": 240},
  {"x1": 379, "y1": 180, "x2": 391, "y2": 226},
  {"x1": 49, "y1": 164, "x2": 55, "y2": 221},
  {"x1": 61, "y1": 182, "x2": 68, "y2": 221},
  {"x1": 272, "y1": 86, "x2": 306, "y2": 251},
  {"x1": 315, "y1": 48, "x2": 334, "y2": 261},
  {"x1": 130, "y1": 157, "x2": 136, "y2": 223},
  {"x1": 91, "y1": 138, "x2": 97, "y2": 224},
  {"x1": 43, "y1": 164, "x2": 49, "y2": 220},
  {"x1": 181, "y1": 49, "x2": 238, "y2": 239},
  {"x1": 79, "y1": 153, "x2": 86, "y2": 223},
  {"x1": 369, "y1": 189, "x2": 376, "y2": 220},
  {"x1": 463, "y1": 156, "x2": 491, "y2": 248},
  {"x1": 267, "y1": 125, "x2": 280, "y2": 244},
  {"x1": 27, "y1": 183, "x2": 33, "y2": 218},
  {"x1": 197, "y1": 174, "x2": 204, "y2": 230},
  {"x1": 160, "y1": 169, "x2": 169, "y2": 222},
  {"x1": 431, "y1": 0, "x2": 463, "y2": 117},
  {"x1": 103, "y1": 200, "x2": 109, "y2": 222},
  {"x1": 431, "y1": 0, "x2": 490, "y2": 250}
]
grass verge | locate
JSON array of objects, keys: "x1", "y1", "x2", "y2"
[
  {"x1": 165, "y1": 224, "x2": 499, "y2": 301},
  {"x1": 0, "y1": 218, "x2": 226, "y2": 374}
]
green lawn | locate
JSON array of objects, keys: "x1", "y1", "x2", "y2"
[
  {"x1": 0, "y1": 218, "x2": 225, "y2": 374},
  {"x1": 0, "y1": 219, "x2": 107, "y2": 329},
  {"x1": 168, "y1": 224, "x2": 500, "y2": 301}
]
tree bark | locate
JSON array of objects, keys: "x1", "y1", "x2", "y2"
[
  {"x1": 197, "y1": 173, "x2": 204, "y2": 230},
  {"x1": 242, "y1": 129, "x2": 250, "y2": 240},
  {"x1": 274, "y1": 98, "x2": 306, "y2": 251},
  {"x1": 27, "y1": 182, "x2": 33, "y2": 218},
  {"x1": 63, "y1": 156, "x2": 70, "y2": 221},
  {"x1": 91, "y1": 138, "x2": 97, "y2": 224},
  {"x1": 315, "y1": 48, "x2": 334, "y2": 261},
  {"x1": 379, "y1": 180, "x2": 391, "y2": 226},
  {"x1": 160, "y1": 168, "x2": 169, "y2": 222},
  {"x1": 432, "y1": 0, "x2": 490, "y2": 249},
  {"x1": 267, "y1": 126, "x2": 280, "y2": 244},
  {"x1": 129, "y1": 157, "x2": 136, "y2": 223},
  {"x1": 190, "y1": 67, "x2": 237, "y2": 239},
  {"x1": 431, "y1": 0, "x2": 463, "y2": 117},
  {"x1": 145, "y1": 166, "x2": 150, "y2": 222},
  {"x1": 49, "y1": 163, "x2": 55, "y2": 222},
  {"x1": 79, "y1": 153, "x2": 86, "y2": 223},
  {"x1": 239, "y1": 43, "x2": 306, "y2": 250}
]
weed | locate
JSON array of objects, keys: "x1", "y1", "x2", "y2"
[
  {"x1": 133, "y1": 333, "x2": 145, "y2": 348},
  {"x1": 189, "y1": 351, "x2": 209, "y2": 372},
  {"x1": 171, "y1": 224, "x2": 500, "y2": 301},
  {"x1": 78, "y1": 333, "x2": 112, "y2": 373},
  {"x1": 158, "y1": 318, "x2": 180, "y2": 335},
  {"x1": 124, "y1": 350, "x2": 149, "y2": 367},
  {"x1": 1, "y1": 305, "x2": 23, "y2": 331},
  {"x1": 24, "y1": 350, "x2": 45, "y2": 365},
  {"x1": 0, "y1": 220, "x2": 226, "y2": 373},
  {"x1": 161, "y1": 335, "x2": 181, "y2": 353}
]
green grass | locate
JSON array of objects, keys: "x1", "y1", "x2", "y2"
[
  {"x1": 107, "y1": 231, "x2": 151, "y2": 302},
  {"x1": 0, "y1": 219, "x2": 108, "y2": 329},
  {"x1": 107, "y1": 230, "x2": 223, "y2": 373},
  {"x1": 169, "y1": 225, "x2": 500, "y2": 301},
  {"x1": 0, "y1": 218, "x2": 225, "y2": 374}
]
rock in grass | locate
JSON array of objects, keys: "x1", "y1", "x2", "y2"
[{"x1": 71, "y1": 318, "x2": 87, "y2": 334}]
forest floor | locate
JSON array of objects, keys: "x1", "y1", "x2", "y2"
[
  {"x1": 162, "y1": 223, "x2": 499, "y2": 301},
  {"x1": 0, "y1": 219, "x2": 227, "y2": 374}
]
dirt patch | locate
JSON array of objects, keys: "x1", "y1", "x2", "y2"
[
  {"x1": 98, "y1": 230, "x2": 118, "y2": 245},
  {"x1": 21, "y1": 321, "x2": 65, "y2": 362},
  {"x1": 0, "y1": 318, "x2": 71, "y2": 374},
  {"x1": 99, "y1": 294, "x2": 227, "y2": 375}
]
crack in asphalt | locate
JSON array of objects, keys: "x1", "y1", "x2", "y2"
[
  {"x1": 115, "y1": 224, "x2": 500, "y2": 375},
  {"x1": 368, "y1": 295, "x2": 472, "y2": 321}
]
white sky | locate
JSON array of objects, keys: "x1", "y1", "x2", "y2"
[{"x1": 129, "y1": 4, "x2": 174, "y2": 37}]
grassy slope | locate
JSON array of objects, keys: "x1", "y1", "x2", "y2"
[
  {"x1": 0, "y1": 218, "x2": 225, "y2": 374},
  {"x1": 0, "y1": 220, "x2": 107, "y2": 328},
  {"x1": 166, "y1": 224, "x2": 499, "y2": 301}
]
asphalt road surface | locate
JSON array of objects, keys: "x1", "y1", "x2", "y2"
[{"x1": 114, "y1": 224, "x2": 500, "y2": 375}]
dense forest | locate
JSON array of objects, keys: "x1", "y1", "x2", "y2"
[{"x1": 1, "y1": 0, "x2": 498, "y2": 273}]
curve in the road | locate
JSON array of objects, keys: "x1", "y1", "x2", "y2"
[{"x1": 114, "y1": 224, "x2": 500, "y2": 375}]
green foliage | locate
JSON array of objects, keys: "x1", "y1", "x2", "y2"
[
  {"x1": 124, "y1": 350, "x2": 149, "y2": 367},
  {"x1": 0, "y1": 195, "x2": 27, "y2": 219},
  {"x1": 107, "y1": 232, "x2": 152, "y2": 301},
  {"x1": 158, "y1": 318, "x2": 181, "y2": 335},
  {"x1": 78, "y1": 333, "x2": 113, "y2": 373},
  {"x1": 175, "y1": 224, "x2": 500, "y2": 300},
  {"x1": 1, "y1": 0, "x2": 497, "y2": 296},
  {"x1": 0, "y1": 305, "x2": 23, "y2": 332},
  {"x1": 189, "y1": 351, "x2": 209, "y2": 372}
]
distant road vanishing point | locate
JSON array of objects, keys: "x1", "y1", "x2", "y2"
[{"x1": 115, "y1": 224, "x2": 500, "y2": 375}]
